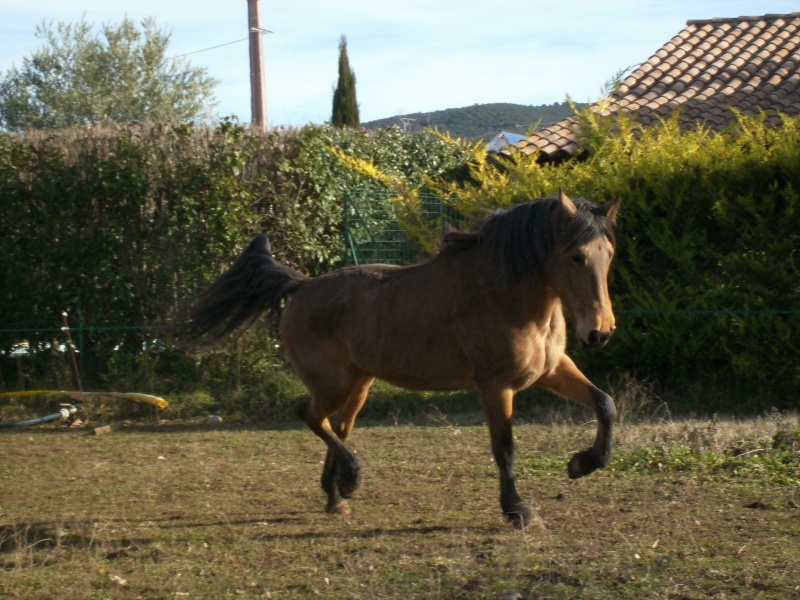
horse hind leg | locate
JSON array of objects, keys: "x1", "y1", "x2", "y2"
[
  {"x1": 296, "y1": 398, "x2": 358, "y2": 515},
  {"x1": 318, "y1": 447, "x2": 351, "y2": 514},
  {"x1": 296, "y1": 375, "x2": 373, "y2": 515},
  {"x1": 329, "y1": 376, "x2": 374, "y2": 499}
]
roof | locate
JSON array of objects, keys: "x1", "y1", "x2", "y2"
[
  {"x1": 487, "y1": 131, "x2": 527, "y2": 152},
  {"x1": 514, "y1": 13, "x2": 800, "y2": 161}
]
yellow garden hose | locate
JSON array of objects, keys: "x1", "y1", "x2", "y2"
[{"x1": 0, "y1": 390, "x2": 168, "y2": 409}]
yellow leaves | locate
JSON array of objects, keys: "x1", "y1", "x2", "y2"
[
  {"x1": 329, "y1": 146, "x2": 399, "y2": 189},
  {"x1": 333, "y1": 111, "x2": 800, "y2": 278},
  {"x1": 327, "y1": 144, "x2": 420, "y2": 210},
  {"x1": 329, "y1": 145, "x2": 439, "y2": 254}
]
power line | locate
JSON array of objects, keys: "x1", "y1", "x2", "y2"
[{"x1": 162, "y1": 37, "x2": 249, "y2": 64}]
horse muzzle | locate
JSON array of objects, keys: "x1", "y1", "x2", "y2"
[{"x1": 583, "y1": 328, "x2": 615, "y2": 349}]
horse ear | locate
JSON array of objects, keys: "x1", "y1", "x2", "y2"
[
  {"x1": 598, "y1": 196, "x2": 621, "y2": 224},
  {"x1": 558, "y1": 188, "x2": 578, "y2": 216}
]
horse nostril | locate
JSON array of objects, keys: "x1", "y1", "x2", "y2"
[{"x1": 588, "y1": 329, "x2": 612, "y2": 347}]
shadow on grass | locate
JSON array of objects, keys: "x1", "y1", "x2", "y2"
[
  {"x1": 150, "y1": 513, "x2": 464, "y2": 541},
  {"x1": 0, "y1": 516, "x2": 494, "y2": 555},
  {"x1": 0, "y1": 521, "x2": 155, "y2": 568}
]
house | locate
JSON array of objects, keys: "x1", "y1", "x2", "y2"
[
  {"x1": 487, "y1": 131, "x2": 527, "y2": 153},
  {"x1": 513, "y1": 13, "x2": 800, "y2": 162}
]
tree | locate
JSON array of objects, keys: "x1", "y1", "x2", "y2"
[
  {"x1": 331, "y1": 35, "x2": 360, "y2": 128},
  {"x1": 0, "y1": 17, "x2": 218, "y2": 130}
]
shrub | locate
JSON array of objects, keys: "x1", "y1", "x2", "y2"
[
  {"x1": 0, "y1": 122, "x2": 467, "y2": 396},
  {"x1": 420, "y1": 111, "x2": 800, "y2": 408}
]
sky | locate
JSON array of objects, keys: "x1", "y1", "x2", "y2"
[{"x1": 0, "y1": 1, "x2": 797, "y2": 128}]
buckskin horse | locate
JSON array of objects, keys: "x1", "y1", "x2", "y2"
[{"x1": 186, "y1": 190, "x2": 620, "y2": 528}]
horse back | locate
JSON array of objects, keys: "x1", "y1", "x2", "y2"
[{"x1": 280, "y1": 254, "x2": 566, "y2": 392}]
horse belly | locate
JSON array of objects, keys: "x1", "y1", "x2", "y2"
[
  {"x1": 370, "y1": 357, "x2": 474, "y2": 392},
  {"x1": 348, "y1": 319, "x2": 474, "y2": 391},
  {"x1": 280, "y1": 269, "x2": 472, "y2": 391}
]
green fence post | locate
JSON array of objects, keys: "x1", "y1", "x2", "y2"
[{"x1": 343, "y1": 190, "x2": 359, "y2": 266}]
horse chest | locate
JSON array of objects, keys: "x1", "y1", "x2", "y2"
[
  {"x1": 509, "y1": 328, "x2": 565, "y2": 389},
  {"x1": 463, "y1": 316, "x2": 565, "y2": 391}
]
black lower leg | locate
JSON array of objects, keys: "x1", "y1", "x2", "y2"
[
  {"x1": 321, "y1": 450, "x2": 345, "y2": 512},
  {"x1": 493, "y1": 431, "x2": 531, "y2": 528},
  {"x1": 297, "y1": 397, "x2": 361, "y2": 513},
  {"x1": 327, "y1": 415, "x2": 362, "y2": 498},
  {"x1": 568, "y1": 390, "x2": 616, "y2": 479},
  {"x1": 335, "y1": 454, "x2": 361, "y2": 498}
]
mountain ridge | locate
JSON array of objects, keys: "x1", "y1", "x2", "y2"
[{"x1": 362, "y1": 101, "x2": 583, "y2": 141}]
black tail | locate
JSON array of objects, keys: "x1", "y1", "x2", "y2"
[{"x1": 184, "y1": 234, "x2": 307, "y2": 348}]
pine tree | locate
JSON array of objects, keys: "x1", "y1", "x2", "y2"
[{"x1": 331, "y1": 35, "x2": 360, "y2": 128}]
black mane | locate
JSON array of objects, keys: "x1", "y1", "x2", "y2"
[{"x1": 441, "y1": 196, "x2": 616, "y2": 285}]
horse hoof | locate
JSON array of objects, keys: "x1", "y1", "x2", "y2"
[
  {"x1": 337, "y1": 457, "x2": 362, "y2": 498},
  {"x1": 505, "y1": 504, "x2": 533, "y2": 530},
  {"x1": 567, "y1": 450, "x2": 600, "y2": 479},
  {"x1": 338, "y1": 479, "x2": 360, "y2": 499},
  {"x1": 325, "y1": 501, "x2": 351, "y2": 516}
]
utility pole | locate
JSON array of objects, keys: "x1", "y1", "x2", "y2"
[
  {"x1": 400, "y1": 117, "x2": 416, "y2": 134},
  {"x1": 248, "y1": 0, "x2": 269, "y2": 130}
]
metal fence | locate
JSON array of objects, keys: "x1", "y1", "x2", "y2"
[
  {"x1": 343, "y1": 189, "x2": 465, "y2": 266},
  {"x1": 5, "y1": 190, "x2": 798, "y2": 396}
]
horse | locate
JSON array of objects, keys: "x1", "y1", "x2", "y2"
[{"x1": 186, "y1": 190, "x2": 620, "y2": 529}]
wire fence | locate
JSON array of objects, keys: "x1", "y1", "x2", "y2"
[
  {"x1": 3, "y1": 188, "x2": 798, "y2": 395},
  {"x1": 343, "y1": 189, "x2": 466, "y2": 265}
]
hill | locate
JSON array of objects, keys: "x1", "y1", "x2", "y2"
[{"x1": 362, "y1": 101, "x2": 583, "y2": 141}]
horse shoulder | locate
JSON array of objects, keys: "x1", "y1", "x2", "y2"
[{"x1": 542, "y1": 306, "x2": 568, "y2": 373}]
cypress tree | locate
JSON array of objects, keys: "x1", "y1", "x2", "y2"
[{"x1": 331, "y1": 35, "x2": 360, "y2": 128}]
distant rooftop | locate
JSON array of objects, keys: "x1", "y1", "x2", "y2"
[
  {"x1": 487, "y1": 131, "x2": 527, "y2": 152},
  {"x1": 514, "y1": 13, "x2": 800, "y2": 161}
]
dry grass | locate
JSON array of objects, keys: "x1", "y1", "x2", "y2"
[{"x1": 1, "y1": 413, "x2": 798, "y2": 599}]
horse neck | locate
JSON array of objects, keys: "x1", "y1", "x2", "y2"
[
  {"x1": 441, "y1": 246, "x2": 563, "y2": 328},
  {"x1": 502, "y1": 277, "x2": 563, "y2": 327}
]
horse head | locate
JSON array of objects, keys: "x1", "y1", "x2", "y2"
[{"x1": 550, "y1": 190, "x2": 620, "y2": 348}]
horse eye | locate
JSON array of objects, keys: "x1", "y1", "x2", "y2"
[{"x1": 571, "y1": 252, "x2": 586, "y2": 266}]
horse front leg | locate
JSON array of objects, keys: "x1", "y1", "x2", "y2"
[
  {"x1": 480, "y1": 386, "x2": 532, "y2": 529},
  {"x1": 539, "y1": 355, "x2": 617, "y2": 479}
]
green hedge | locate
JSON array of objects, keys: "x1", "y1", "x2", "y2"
[
  {"x1": 0, "y1": 122, "x2": 466, "y2": 393},
  {"x1": 430, "y1": 112, "x2": 800, "y2": 409},
  {"x1": 2, "y1": 113, "x2": 798, "y2": 415}
]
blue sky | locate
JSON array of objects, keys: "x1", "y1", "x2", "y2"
[{"x1": 0, "y1": 1, "x2": 797, "y2": 128}]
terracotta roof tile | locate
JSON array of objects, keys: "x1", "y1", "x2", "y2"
[
  {"x1": 514, "y1": 13, "x2": 800, "y2": 160},
  {"x1": 562, "y1": 141, "x2": 580, "y2": 155},
  {"x1": 540, "y1": 143, "x2": 560, "y2": 156}
]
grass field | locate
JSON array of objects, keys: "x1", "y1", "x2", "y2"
[{"x1": 1, "y1": 412, "x2": 798, "y2": 599}]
